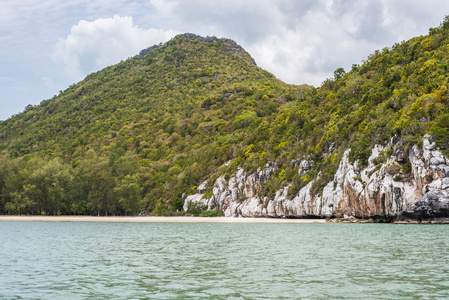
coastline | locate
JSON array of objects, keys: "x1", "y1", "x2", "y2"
[{"x1": 0, "y1": 215, "x2": 326, "y2": 223}]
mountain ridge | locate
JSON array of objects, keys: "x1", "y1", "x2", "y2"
[{"x1": 139, "y1": 33, "x2": 258, "y2": 65}]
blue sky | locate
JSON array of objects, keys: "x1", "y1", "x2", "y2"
[{"x1": 1, "y1": 0, "x2": 449, "y2": 120}]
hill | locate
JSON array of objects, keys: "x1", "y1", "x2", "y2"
[
  {"x1": 0, "y1": 33, "x2": 307, "y2": 216},
  {"x1": 1, "y1": 21, "x2": 449, "y2": 221}
]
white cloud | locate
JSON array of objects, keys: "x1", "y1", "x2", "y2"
[
  {"x1": 148, "y1": 0, "x2": 449, "y2": 86},
  {"x1": 53, "y1": 15, "x2": 178, "y2": 76}
]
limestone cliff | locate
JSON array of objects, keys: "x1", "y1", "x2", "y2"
[{"x1": 184, "y1": 136, "x2": 449, "y2": 222}]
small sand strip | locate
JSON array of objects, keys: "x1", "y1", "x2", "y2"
[{"x1": 0, "y1": 216, "x2": 326, "y2": 223}]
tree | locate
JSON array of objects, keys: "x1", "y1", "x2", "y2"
[
  {"x1": 334, "y1": 67, "x2": 346, "y2": 81},
  {"x1": 0, "y1": 156, "x2": 17, "y2": 214},
  {"x1": 115, "y1": 174, "x2": 143, "y2": 215},
  {"x1": 431, "y1": 113, "x2": 449, "y2": 155},
  {"x1": 79, "y1": 156, "x2": 116, "y2": 216},
  {"x1": 1, "y1": 156, "x2": 74, "y2": 215},
  {"x1": 25, "y1": 157, "x2": 74, "y2": 215}
]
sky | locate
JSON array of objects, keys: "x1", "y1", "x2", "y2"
[{"x1": 1, "y1": 0, "x2": 449, "y2": 120}]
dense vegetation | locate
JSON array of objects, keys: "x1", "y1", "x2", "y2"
[{"x1": 1, "y1": 17, "x2": 449, "y2": 216}]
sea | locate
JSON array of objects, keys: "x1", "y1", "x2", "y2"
[{"x1": 1, "y1": 221, "x2": 448, "y2": 299}]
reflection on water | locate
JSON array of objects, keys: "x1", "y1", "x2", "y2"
[{"x1": 1, "y1": 222, "x2": 449, "y2": 299}]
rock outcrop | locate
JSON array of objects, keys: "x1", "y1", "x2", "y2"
[
  {"x1": 139, "y1": 45, "x2": 159, "y2": 58},
  {"x1": 398, "y1": 138, "x2": 449, "y2": 221},
  {"x1": 184, "y1": 137, "x2": 449, "y2": 222},
  {"x1": 139, "y1": 33, "x2": 257, "y2": 66}
]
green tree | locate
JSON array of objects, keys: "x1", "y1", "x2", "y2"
[
  {"x1": 0, "y1": 156, "x2": 17, "y2": 214},
  {"x1": 115, "y1": 174, "x2": 143, "y2": 215},
  {"x1": 25, "y1": 157, "x2": 74, "y2": 215},
  {"x1": 431, "y1": 113, "x2": 449, "y2": 155},
  {"x1": 1, "y1": 157, "x2": 74, "y2": 215},
  {"x1": 80, "y1": 156, "x2": 116, "y2": 216},
  {"x1": 334, "y1": 67, "x2": 346, "y2": 81}
]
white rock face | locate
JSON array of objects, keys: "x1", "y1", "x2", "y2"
[
  {"x1": 298, "y1": 160, "x2": 313, "y2": 176},
  {"x1": 184, "y1": 138, "x2": 449, "y2": 219},
  {"x1": 197, "y1": 180, "x2": 208, "y2": 192},
  {"x1": 183, "y1": 194, "x2": 207, "y2": 212}
]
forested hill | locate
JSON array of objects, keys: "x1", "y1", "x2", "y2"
[
  {"x1": 0, "y1": 33, "x2": 307, "y2": 215},
  {"x1": 1, "y1": 17, "x2": 449, "y2": 217}
]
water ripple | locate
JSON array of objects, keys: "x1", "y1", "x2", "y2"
[{"x1": 1, "y1": 222, "x2": 448, "y2": 299}]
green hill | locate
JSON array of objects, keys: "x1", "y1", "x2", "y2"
[{"x1": 1, "y1": 17, "x2": 449, "y2": 217}]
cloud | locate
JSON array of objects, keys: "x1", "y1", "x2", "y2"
[
  {"x1": 149, "y1": 0, "x2": 449, "y2": 86},
  {"x1": 150, "y1": 0, "x2": 285, "y2": 43},
  {"x1": 148, "y1": 0, "x2": 383, "y2": 85},
  {"x1": 53, "y1": 15, "x2": 178, "y2": 76}
]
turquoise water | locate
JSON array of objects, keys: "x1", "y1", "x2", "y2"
[{"x1": 1, "y1": 222, "x2": 448, "y2": 299}]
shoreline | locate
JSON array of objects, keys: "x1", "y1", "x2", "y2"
[{"x1": 0, "y1": 215, "x2": 327, "y2": 223}]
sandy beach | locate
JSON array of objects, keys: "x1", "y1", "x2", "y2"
[{"x1": 0, "y1": 215, "x2": 326, "y2": 223}]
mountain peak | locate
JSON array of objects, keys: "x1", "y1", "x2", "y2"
[
  {"x1": 139, "y1": 33, "x2": 257, "y2": 66},
  {"x1": 175, "y1": 33, "x2": 219, "y2": 43}
]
